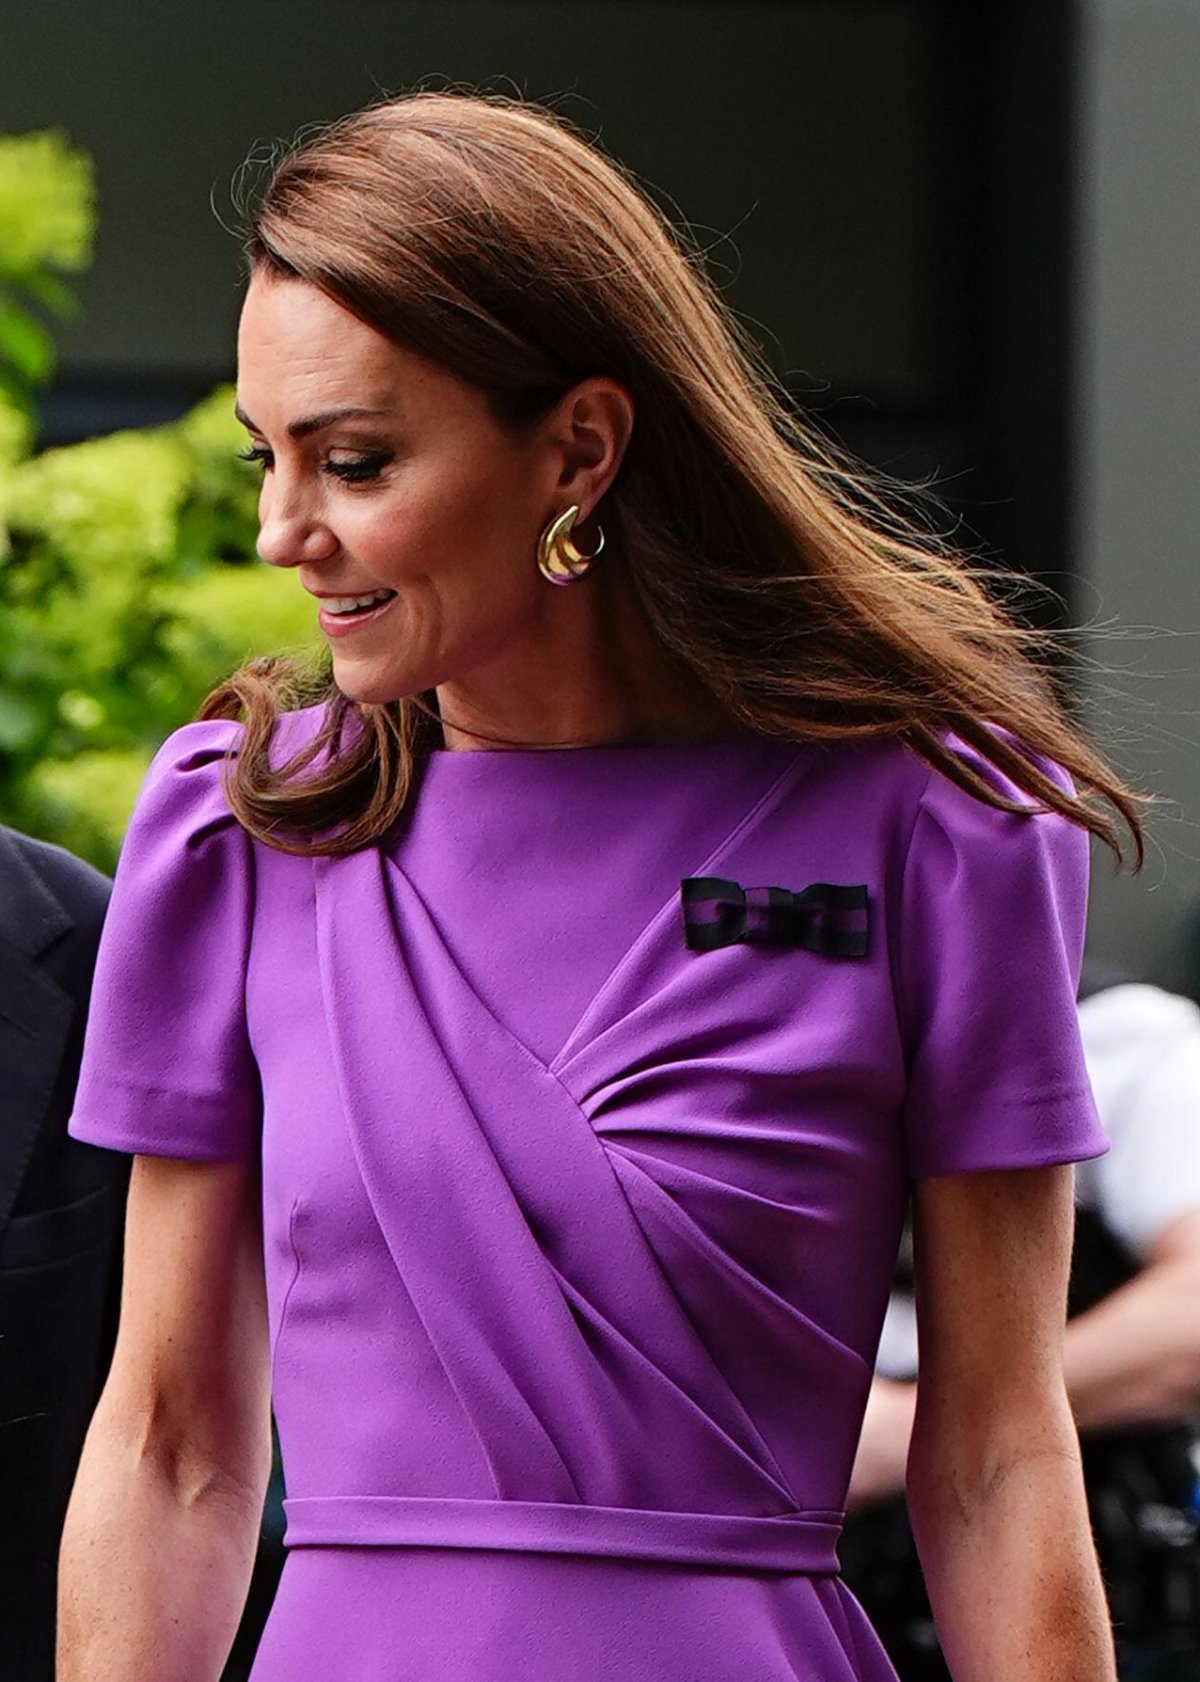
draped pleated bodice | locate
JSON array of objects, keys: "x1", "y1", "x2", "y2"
[
  {"x1": 69, "y1": 708, "x2": 1106, "y2": 1676},
  {"x1": 249, "y1": 733, "x2": 918, "y2": 1561}
]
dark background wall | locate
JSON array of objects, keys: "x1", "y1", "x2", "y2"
[{"x1": 4, "y1": 1, "x2": 936, "y2": 398}]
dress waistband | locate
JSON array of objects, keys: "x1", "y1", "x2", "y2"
[{"x1": 281, "y1": 1495, "x2": 843, "y2": 1574}]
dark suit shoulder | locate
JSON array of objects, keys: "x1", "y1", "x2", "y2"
[{"x1": 3, "y1": 827, "x2": 111, "y2": 936}]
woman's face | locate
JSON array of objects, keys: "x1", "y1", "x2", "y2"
[{"x1": 235, "y1": 271, "x2": 615, "y2": 709}]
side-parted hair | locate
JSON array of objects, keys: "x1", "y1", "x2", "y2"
[{"x1": 204, "y1": 89, "x2": 1148, "y2": 865}]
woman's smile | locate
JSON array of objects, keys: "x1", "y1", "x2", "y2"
[{"x1": 309, "y1": 586, "x2": 400, "y2": 639}]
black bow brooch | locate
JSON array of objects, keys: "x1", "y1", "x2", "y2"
[{"x1": 681, "y1": 876, "x2": 870, "y2": 957}]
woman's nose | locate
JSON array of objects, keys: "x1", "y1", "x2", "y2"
[{"x1": 256, "y1": 493, "x2": 339, "y2": 570}]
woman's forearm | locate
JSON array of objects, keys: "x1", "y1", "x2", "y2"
[
  {"x1": 907, "y1": 1410, "x2": 1116, "y2": 1681},
  {"x1": 57, "y1": 1418, "x2": 264, "y2": 1682}
]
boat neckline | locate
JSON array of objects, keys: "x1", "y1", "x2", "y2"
[{"x1": 424, "y1": 734, "x2": 795, "y2": 758}]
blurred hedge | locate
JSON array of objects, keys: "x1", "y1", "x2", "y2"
[{"x1": 0, "y1": 131, "x2": 319, "y2": 871}]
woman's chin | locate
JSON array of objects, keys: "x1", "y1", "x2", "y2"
[{"x1": 331, "y1": 658, "x2": 432, "y2": 709}]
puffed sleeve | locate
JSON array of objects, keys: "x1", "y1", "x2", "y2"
[
  {"x1": 67, "y1": 718, "x2": 261, "y2": 1161},
  {"x1": 897, "y1": 733, "x2": 1109, "y2": 1178}
]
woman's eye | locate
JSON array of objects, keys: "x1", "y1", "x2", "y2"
[
  {"x1": 324, "y1": 452, "x2": 392, "y2": 483},
  {"x1": 234, "y1": 445, "x2": 391, "y2": 483}
]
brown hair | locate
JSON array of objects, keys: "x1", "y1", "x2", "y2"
[{"x1": 204, "y1": 89, "x2": 1148, "y2": 865}]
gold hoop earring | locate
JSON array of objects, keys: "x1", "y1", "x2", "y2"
[{"x1": 537, "y1": 505, "x2": 605, "y2": 586}]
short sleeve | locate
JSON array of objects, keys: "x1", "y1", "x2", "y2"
[
  {"x1": 67, "y1": 718, "x2": 262, "y2": 1162},
  {"x1": 897, "y1": 735, "x2": 1109, "y2": 1178}
]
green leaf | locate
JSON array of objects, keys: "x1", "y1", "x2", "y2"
[
  {"x1": 0, "y1": 689, "x2": 40, "y2": 750},
  {"x1": 27, "y1": 747, "x2": 152, "y2": 872},
  {"x1": 0, "y1": 364, "x2": 34, "y2": 419},
  {"x1": 0, "y1": 298, "x2": 54, "y2": 387},
  {"x1": 0, "y1": 392, "x2": 31, "y2": 464},
  {"x1": 0, "y1": 131, "x2": 96, "y2": 277},
  {"x1": 20, "y1": 269, "x2": 81, "y2": 322}
]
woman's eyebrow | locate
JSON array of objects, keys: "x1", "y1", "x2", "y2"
[{"x1": 233, "y1": 404, "x2": 391, "y2": 439}]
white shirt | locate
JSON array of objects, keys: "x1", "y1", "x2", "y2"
[{"x1": 1073, "y1": 983, "x2": 1200, "y2": 1257}]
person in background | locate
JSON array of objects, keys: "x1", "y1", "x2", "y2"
[
  {"x1": 0, "y1": 824, "x2": 126, "y2": 1681},
  {"x1": 845, "y1": 960, "x2": 1200, "y2": 1679}
]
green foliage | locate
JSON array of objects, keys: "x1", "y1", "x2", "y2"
[
  {"x1": 1, "y1": 383, "x2": 320, "y2": 869},
  {"x1": 0, "y1": 131, "x2": 94, "y2": 418},
  {"x1": 0, "y1": 132, "x2": 322, "y2": 871},
  {"x1": 26, "y1": 748, "x2": 156, "y2": 869},
  {"x1": 0, "y1": 130, "x2": 94, "y2": 276}
]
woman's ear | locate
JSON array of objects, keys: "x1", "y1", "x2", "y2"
[{"x1": 545, "y1": 376, "x2": 635, "y2": 519}]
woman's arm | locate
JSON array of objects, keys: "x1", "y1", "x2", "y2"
[
  {"x1": 57, "y1": 1153, "x2": 273, "y2": 1682},
  {"x1": 905, "y1": 1163, "x2": 1116, "y2": 1682}
]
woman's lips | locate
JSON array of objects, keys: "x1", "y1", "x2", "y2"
[{"x1": 317, "y1": 594, "x2": 397, "y2": 639}]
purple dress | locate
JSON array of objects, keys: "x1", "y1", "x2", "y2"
[{"x1": 68, "y1": 707, "x2": 1107, "y2": 1680}]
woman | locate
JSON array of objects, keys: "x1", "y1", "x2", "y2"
[{"x1": 58, "y1": 91, "x2": 1140, "y2": 1681}]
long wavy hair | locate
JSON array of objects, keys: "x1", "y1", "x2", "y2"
[{"x1": 204, "y1": 89, "x2": 1148, "y2": 865}]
